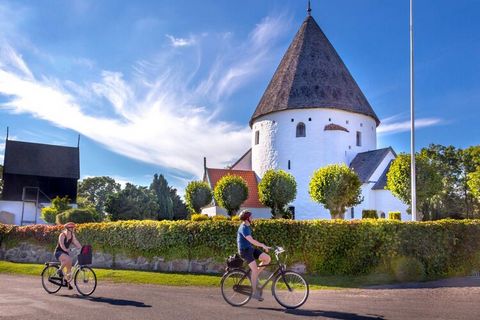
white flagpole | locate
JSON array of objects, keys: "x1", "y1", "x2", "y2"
[{"x1": 410, "y1": 0, "x2": 417, "y2": 221}]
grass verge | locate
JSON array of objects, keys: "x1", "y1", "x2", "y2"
[{"x1": 0, "y1": 260, "x2": 397, "y2": 290}]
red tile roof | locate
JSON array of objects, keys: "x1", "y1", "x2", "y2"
[{"x1": 205, "y1": 168, "x2": 266, "y2": 208}]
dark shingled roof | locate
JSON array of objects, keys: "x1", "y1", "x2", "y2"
[
  {"x1": 3, "y1": 140, "x2": 80, "y2": 179},
  {"x1": 349, "y1": 147, "x2": 395, "y2": 183},
  {"x1": 250, "y1": 15, "x2": 379, "y2": 126},
  {"x1": 324, "y1": 123, "x2": 349, "y2": 132},
  {"x1": 372, "y1": 160, "x2": 393, "y2": 190}
]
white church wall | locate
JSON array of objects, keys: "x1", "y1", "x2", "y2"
[
  {"x1": 374, "y1": 190, "x2": 409, "y2": 221},
  {"x1": 201, "y1": 205, "x2": 271, "y2": 219},
  {"x1": 252, "y1": 108, "x2": 377, "y2": 220},
  {"x1": 0, "y1": 201, "x2": 48, "y2": 225},
  {"x1": 231, "y1": 150, "x2": 252, "y2": 170}
]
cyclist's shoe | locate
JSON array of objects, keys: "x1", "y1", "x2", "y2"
[
  {"x1": 56, "y1": 269, "x2": 64, "y2": 278},
  {"x1": 252, "y1": 291, "x2": 264, "y2": 302},
  {"x1": 67, "y1": 283, "x2": 73, "y2": 290}
]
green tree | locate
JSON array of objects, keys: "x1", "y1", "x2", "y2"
[
  {"x1": 77, "y1": 176, "x2": 120, "y2": 217},
  {"x1": 169, "y1": 187, "x2": 189, "y2": 220},
  {"x1": 185, "y1": 181, "x2": 213, "y2": 214},
  {"x1": 309, "y1": 164, "x2": 363, "y2": 219},
  {"x1": 213, "y1": 175, "x2": 248, "y2": 217},
  {"x1": 105, "y1": 183, "x2": 159, "y2": 221},
  {"x1": 258, "y1": 169, "x2": 297, "y2": 219},
  {"x1": 468, "y1": 169, "x2": 480, "y2": 200},
  {"x1": 150, "y1": 174, "x2": 174, "y2": 220},
  {"x1": 386, "y1": 153, "x2": 443, "y2": 220},
  {"x1": 40, "y1": 196, "x2": 72, "y2": 223}
]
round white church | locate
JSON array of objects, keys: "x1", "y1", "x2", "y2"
[{"x1": 202, "y1": 11, "x2": 408, "y2": 220}]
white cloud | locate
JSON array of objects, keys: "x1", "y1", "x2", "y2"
[
  {"x1": 378, "y1": 117, "x2": 443, "y2": 135},
  {"x1": 166, "y1": 34, "x2": 196, "y2": 47}
]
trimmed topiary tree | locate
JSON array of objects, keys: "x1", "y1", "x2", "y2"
[
  {"x1": 258, "y1": 169, "x2": 297, "y2": 219},
  {"x1": 388, "y1": 211, "x2": 402, "y2": 220},
  {"x1": 362, "y1": 209, "x2": 378, "y2": 219},
  {"x1": 309, "y1": 164, "x2": 363, "y2": 219},
  {"x1": 56, "y1": 208, "x2": 97, "y2": 224},
  {"x1": 40, "y1": 196, "x2": 72, "y2": 223},
  {"x1": 213, "y1": 175, "x2": 248, "y2": 217},
  {"x1": 190, "y1": 213, "x2": 210, "y2": 222},
  {"x1": 185, "y1": 181, "x2": 213, "y2": 214},
  {"x1": 386, "y1": 153, "x2": 442, "y2": 220}
]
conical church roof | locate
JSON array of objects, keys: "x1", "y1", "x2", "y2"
[{"x1": 250, "y1": 15, "x2": 380, "y2": 126}]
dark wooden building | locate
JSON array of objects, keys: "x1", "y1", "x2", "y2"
[{"x1": 2, "y1": 139, "x2": 80, "y2": 203}]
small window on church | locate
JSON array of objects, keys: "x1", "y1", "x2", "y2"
[
  {"x1": 380, "y1": 212, "x2": 386, "y2": 219},
  {"x1": 356, "y1": 131, "x2": 362, "y2": 146},
  {"x1": 296, "y1": 122, "x2": 306, "y2": 137},
  {"x1": 288, "y1": 160, "x2": 291, "y2": 170},
  {"x1": 255, "y1": 131, "x2": 259, "y2": 145},
  {"x1": 351, "y1": 208, "x2": 354, "y2": 219}
]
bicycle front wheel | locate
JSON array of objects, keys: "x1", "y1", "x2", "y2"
[
  {"x1": 74, "y1": 266, "x2": 97, "y2": 296},
  {"x1": 41, "y1": 265, "x2": 62, "y2": 294},
  {"x1": 272, "y1": 270, "x2": 309, "y2": 309},
  {"x1": 220, "y1": 269, "x2": 252, "y2": 307}
]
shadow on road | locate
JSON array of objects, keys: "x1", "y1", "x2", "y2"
[
  {"x1": 60, "y1": 294, "x2": 152, "y2": 308},
  {"x1": 366, "y1": 276, "x2": 480, "y2": 290},
  {"x1": 256, "y1": 307, "x2": 384, "y2": 319}
]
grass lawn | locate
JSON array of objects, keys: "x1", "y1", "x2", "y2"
[{"x1": 0, "y1": 260, "x2": 397, "y2": 290}]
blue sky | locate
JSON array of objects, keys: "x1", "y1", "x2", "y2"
[{"x1": 0, "y1": 0, "x2": 479, "y2": 194}]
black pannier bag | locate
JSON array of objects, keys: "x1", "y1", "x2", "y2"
[
  {"x1": 226, "y1": 253, "x2": 244, "y2": 269},
  {"x1": 78, "y1": 245, "x2": 93, "y2": 265}
]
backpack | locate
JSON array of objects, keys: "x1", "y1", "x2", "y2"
[
  {"x1": 226, "y1": 253, "x2": 244, "y2": 269},
  {"x1": 77, "y1": 245, "x2": 93, "y2": 265}
]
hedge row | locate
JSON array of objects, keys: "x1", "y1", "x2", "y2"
[{"x1": 1, "y1": 219, "x2": 480, "y2": 277}]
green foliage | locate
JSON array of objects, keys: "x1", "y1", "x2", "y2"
[
  {"x1": 362, "y1": 210, "x2": 378, "y2": 219},
  {"x1": 258, "y1": 169, "x2": 297, "y2": 219},
  {"x1": 105, "y1": 183, "x2": 159, "y2": 221},
  {"x1": 213, "y1": 175, "x2": 249, "y2": 217},
  {"x1": 2, "y1": 219, "x2": 480, "y2": 277},
  {"x1": 185, "y1": 181, "x2": 213, "y2": 214},
  {"x1": 78, "y1": 176, "x2": 120, "y2": 216},
  {"x1": 211, "y1": 215, "x2": 228, "y2": 221},
  {"x1": 392, "y1": 256, "x2": 425, "y2": 282},
  {"x1": 150, "y1": 174, "x2": 174, "y2": 220},
  {"x1": 309, "y1": 164, "x2": 363, "y2": 219},
  {"x1": 387, "y1": 153, "x2": 443, "y2": 220},
  {"x1": 468, "y1": 169, "x2": 480, "y2": 201},
  {"x1": 56, "y1": 208, "x2": 98, "y2": 224},
  {"x1": 388, "y1": 211, "x2": 401, "y2": 220},
  {"x1": 190, "y1": 214, "x2": 210, "y2": 222},
  {"x1": 40, "y1": 196, "x2": 72, "y2": 224},
  {"x1": 231, "y1": 215, "x2": 240, "y2": 221},
  {"x1": 169, "y1": 187, "x2": 189, "y2": 220}
]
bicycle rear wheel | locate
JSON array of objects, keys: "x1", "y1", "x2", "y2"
[
  {"x1": 272, "y1": 270, "x2": 309, "y2": 309},
  {"x1": 74, "y1": 266, "x2": 97, "y2": 296},
  {"x1": 41, "y1": 265, "x2": 62, "y2": 294},
  {"x1": 220, "y1": 269, "x2": 252, "y2": 307}
]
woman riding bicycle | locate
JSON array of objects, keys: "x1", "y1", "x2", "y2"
[
  {"x1": 54, "y1": 222, "x2": 82, "y2": 289},
  {"x1": 237, "y1": 210, "x2": 271, "y2": 301}
]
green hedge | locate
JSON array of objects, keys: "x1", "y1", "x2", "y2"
[
  {"x1": 1, "y1": 220, "x2": 480, "y2": 277},
  {"x1": 362, "y1": 210, "x2": 378, "y2": 219},
  {"x1": 389, "y1": 211, "x2": 402, "y2": 220},
  {"x1": 56, "y1": 208, "x2": 98, "y2": 224}
]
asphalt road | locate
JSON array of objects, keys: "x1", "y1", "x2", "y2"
[{"x1": 1, "y1": 274, "x2": 480, "y2": 320}]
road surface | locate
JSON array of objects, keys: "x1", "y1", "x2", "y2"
[{"x1": 1, "y1": 274, "x2": 480, "y2": 319}]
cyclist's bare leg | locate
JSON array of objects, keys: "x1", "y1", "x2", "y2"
[
  {"x1": 248, "y1": 260, "x2": 259, "y2": 293},
  {"x1": 59, "y1": 254, "x2": 72, "y2": 282},
  {"x1": 257, "y1": 253, "x2": 271, "y2": 274}
]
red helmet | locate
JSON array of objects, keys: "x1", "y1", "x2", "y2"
[
  {"x1": 239, "y1": 210, "x2": 252, "y2": 221},
  {"x1": 64, "y1": 222, "x2": 76, "y2": 229}
]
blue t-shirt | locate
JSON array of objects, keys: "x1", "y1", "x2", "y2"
[{"x1": 237, "y1": 223, "x2": 253, "y2": 251}]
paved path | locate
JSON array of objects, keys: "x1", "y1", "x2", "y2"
[{"x1": 1, "y1": 274, "x2": 480, "y2": 320}]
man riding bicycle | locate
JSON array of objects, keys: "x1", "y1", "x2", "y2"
[{"x1": 237, "y1": 210, "x2": 271, "y2": 301}]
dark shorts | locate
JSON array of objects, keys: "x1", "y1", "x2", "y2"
[
  {"x1": 239, "y1": 247, "x2": 263, "y2": 264},
  {"x1": 55, "y1": 250, "x2": 68, "y2": 260}
]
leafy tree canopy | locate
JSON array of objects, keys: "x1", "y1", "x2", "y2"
[
  {"x1": 78, "y1": 176, "x2": 120, "y2": 215},
  {"x1": 185, "y1": 181, "x2": 213, "y2": 214},
  {"x1": 213, "y1": 175, "x2": 248, "y2": 217},
  {"x1": 258, "y1": 169, "x2": 297, "y2": 219},
  {"x1": 309, "y1": 164, "x2": 362, "y2": 219}
]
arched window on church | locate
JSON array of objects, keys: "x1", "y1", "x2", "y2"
[{"x1": 296, "y1": 122, "x2": 306, "y2": 137}]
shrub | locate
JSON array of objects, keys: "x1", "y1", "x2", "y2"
[
  {"x1": 185, "y1": 181, "x2": 213, "y2": 214},
  {"x1": 231, "y1": 215, "x2": 240, "y2": 221},
  {"x1": 211, "y1": 215, "x2": 228, "y2": 221},
  {"x1": 309, "y1": 164, "x2": 363, "y2": 219},
  {"x1": 190, "y1": 214, "x2": 210, "y2": 222},
  {"x1": 362, "y1": 210, "x2": 378, "y2": 219},
  {"x1": 389, "y1": 211, "x2": 402, "y2": 220},
  {"x1": 40, "y1": 207, "x2": 59, "y2": 224},
  {"x1": 392, "y1": 256, "x2": 425, "y2": 282},
  {"x1": 258, "y1": 169, "x2": 297, "y2": 219},
  {"x1": 56, "y1": 208, "x2": 97, "y2": 224},
  {"x1": 213, "y1": 175, "x2": 248, "y2": 217}
]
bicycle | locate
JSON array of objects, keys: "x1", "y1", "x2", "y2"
[
  {"x1": 41, "y1": 249, "x2": 97, "y2": 296},
  {"x1": 220, "y1": 246, "x2": 309, "y2": 309}
]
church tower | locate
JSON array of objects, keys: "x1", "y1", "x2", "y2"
[{"x1": 250, "y1": 8, "x2": 380, "y2": 218}]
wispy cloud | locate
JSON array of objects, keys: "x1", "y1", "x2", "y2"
[
  {"x1": 378, "y1": 116, "x2": 443, "y2": 135},
  {"x1": 166, "y1": 34, "x2": 196, "y2": 47}
]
